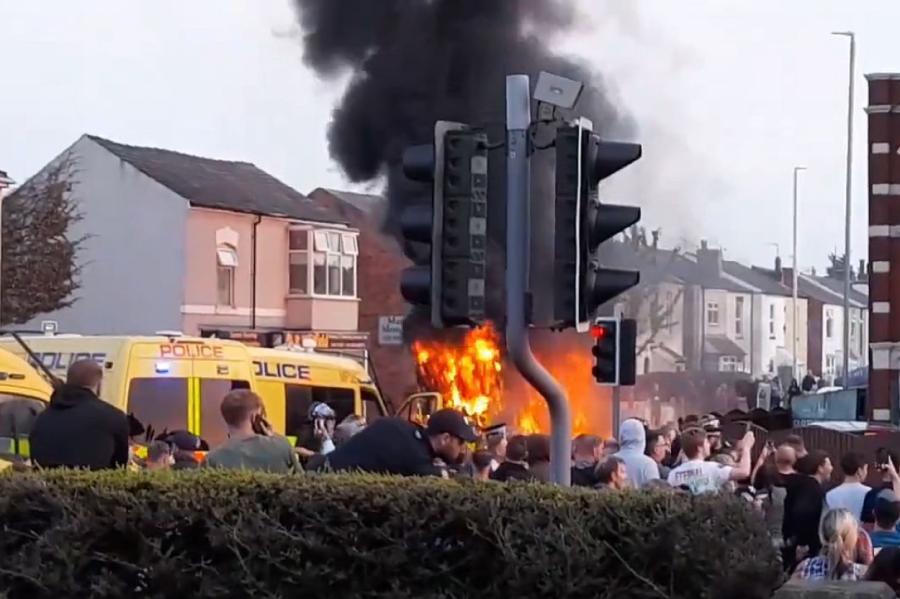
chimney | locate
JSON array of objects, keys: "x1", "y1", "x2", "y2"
[
  {"x1": 774, "y1": 255, "x2": 782, "y2": 279},
  {"x1": 696, "y1": 240, "x2": 723, "y2": 279},
  {"x1": 858, "y1": 259, "x2": 867, "y2": 281},
  {"x1": 651, "y1": 229, "x2": 660, "y2": 249}
]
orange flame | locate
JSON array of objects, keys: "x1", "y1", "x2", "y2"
[
  {"x1": 412, "y1": 324, "x2": 503, "y2": 428},
  {"x1": 412, "y1": 324, "x2": 611, "y2": 438}
]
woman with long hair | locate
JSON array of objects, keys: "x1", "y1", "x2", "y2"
[{"x1": 793, "y1": 508, "x2": 868, "y2": 581}]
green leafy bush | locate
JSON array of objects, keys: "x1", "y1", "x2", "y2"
[{"x1": 0, "y1": 471, "x2": 782, "y2": 598}]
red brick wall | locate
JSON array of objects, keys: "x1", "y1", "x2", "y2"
[
  {"x1": 309, "y1": 189, "x2": 418, "y2": 409},
  {"x1": 866, "y1": 73, "x2": 900, "y2": 421}
]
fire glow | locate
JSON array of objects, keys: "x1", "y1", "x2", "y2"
[{"x1": 412, "y1": 324, "x2": 610, "y2": 437}]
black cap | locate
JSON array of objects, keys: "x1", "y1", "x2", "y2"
[{"x1": 426, "y1": 409, "x2": 479, "y2": 442}]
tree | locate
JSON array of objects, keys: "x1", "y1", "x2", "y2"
[
  {"x1": 1, "y1": 153, "x2": 87, "y2": 325},
  {"x1": 616, "y1": 227, "x2": 685, "y2": 357}
]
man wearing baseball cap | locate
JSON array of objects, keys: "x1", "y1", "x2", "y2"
[{"x1": 325, "y1": 408, "x2": 478, "y2": 477}]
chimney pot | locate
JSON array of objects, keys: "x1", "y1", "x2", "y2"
[
  {"x1": 651, "y1": 229, "x2": 660, "y2": 249},
  {"x1": 700, "y1": 239, "x2": 708, "y2": 250},
  {"x1": 775, "y1": 255, "x2": 782, "y2": 277}
]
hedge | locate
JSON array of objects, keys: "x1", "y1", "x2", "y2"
[{"x1": 0, "y1": 471, "x2": 782, "y2": 598}]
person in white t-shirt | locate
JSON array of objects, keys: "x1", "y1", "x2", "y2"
[
  {"x1": 826, "y1": 451, "x2": 871, "y2": 520},
  {"x1": 667, "y1": 427, "x2": 754, "y2": 495}
]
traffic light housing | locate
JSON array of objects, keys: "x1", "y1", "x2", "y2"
[
  {"x1": 554, "y1": 117, "x2": 642, "y2": 332},
  {"x1": 591, "y1": 317, "x2": 637, "y2": 386},
  {"x1": 398, "y1": 121, "x2": 489, "y2": 328}
]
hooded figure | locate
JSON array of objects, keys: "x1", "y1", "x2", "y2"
[{"x1": 613, "y1": 419, "x2": 660, "y2": 488}]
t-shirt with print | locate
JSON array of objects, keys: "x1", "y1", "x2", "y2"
[{"x1": 667, "y1": 459, "x2": 732, "y2": 495}]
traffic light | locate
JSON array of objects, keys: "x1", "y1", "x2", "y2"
[
  {"x1": 554, "y1": 117, "x2": 642, "y2": 332},
  {"x1": 398, "y1": 121, "x2": 489, "y2": 328},
  {"x1": 591, "y1": 317, "x2": 637, "y2": 386}
]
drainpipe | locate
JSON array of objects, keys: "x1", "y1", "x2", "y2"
[
  {"x1": 700, "y1": 287, "x2": 706, "y2": 372},
  {"x1": 251, "y1": 214, "x2": 262, "y2": 330},
  {"x1": 749, "y1": 294, "x2": 755, "y2": 376}
]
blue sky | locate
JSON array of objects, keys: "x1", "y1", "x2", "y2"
[{"x1": 2, "y1": 0, "x2": 895, "y2": 271}]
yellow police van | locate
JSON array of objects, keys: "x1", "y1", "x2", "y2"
[
  {"x1": 250, "y1": 346, "x2": 391, "y2": 448},
  {"x1": 0, "y1": 345, "x2": 54, "y2": 463},
  {"x1": 0, "y1": 333, "x2": 256, "y2": 449}
]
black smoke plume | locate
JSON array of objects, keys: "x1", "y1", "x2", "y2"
[
  {"x1": 293, "y1": 0, "x2": 632, "y2": 221},
  {"x1": 293, "y1": 0, "x2": 634, "y2": 326}
]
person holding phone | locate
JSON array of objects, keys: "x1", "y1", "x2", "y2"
[
  {"x1": 205, "y1": 390, "x2": 300, "y2": 473},
  {"x1": 860, "y1": 448, "x2": 900, "y2": 530}
]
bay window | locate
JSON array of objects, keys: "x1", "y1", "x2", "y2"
[{"x1": 289, "y1": 226, "x2": 358, "y2": 298}]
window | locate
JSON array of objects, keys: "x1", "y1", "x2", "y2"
[
  {"x1": 216, "y1": 245, "x2": 237, "y2": 307},
  {"x1": 304, "y1": 228, "x2": 358, "y2": 298},
  {"x1": 706, "y1": 302, "x2": 719, "y2": 326},
  {"x1": 768, "y1": 303, "x2": 775, "y2": 338},
  {"x1": 0, "y1": 394, "x2": 46, "y2": 438},
  {"x1": 826, "y1": 310, "x2": 834, "y2": 339},
  {"x1": 826, "y1": 354, "x2": 836, "y2": 373},
  {"x1": 734, "y1": 297, "x2": 744, "y2": 337},
  {"x1": 361, "y1": 387, "x2": 384, "y2": 424},
  {"x1": 284, "y1": 384, "x2": 356, "y2": 450},
  {"x1": 289, "y1": 229, "x2": 309, "y2": 294},
  {"x1": 720, "y1": 356, "x2": 739, "y2": 372},
  {"x1": 341, "y1": 233, "x2": 358, "y2": 255},
  {"x1": 127, "y1": 378, "x2": 189, "y2": 439},
  {"x1": 199, "y1": 379, "x2": 250, "y2": 448}
]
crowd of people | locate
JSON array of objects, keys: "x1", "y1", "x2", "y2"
[{"x1": 18, "y1": 359, "x2": 900, "y2": 593}]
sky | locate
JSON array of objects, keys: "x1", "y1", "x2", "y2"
[{"x1": 1, "y1": 0, "x2": 895, "y2": 272}]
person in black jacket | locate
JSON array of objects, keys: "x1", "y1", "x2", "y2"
[
  {"x1": 326, "y1": 409, "x2": 478, "y2": 477},
  {"x1": 30, "y1": 359, "x2": 129, "y2": 470},
  {"x1": 492, "y1": 435, "x2": 535, "y2": 482},
  {"x1": 571, "y1": 434, "x2": 602, "y2": 487},
  {"x1": 783, "y1": 450, "x2": 833, "y2": 570}
]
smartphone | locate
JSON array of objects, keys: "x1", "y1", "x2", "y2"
[{"x1": 252, "y1": 414, "x2": 271, "y2": 436}]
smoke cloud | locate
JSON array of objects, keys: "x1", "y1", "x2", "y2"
[{"x1": 292, "y1": 0, "x2": 632, "y2": 227}]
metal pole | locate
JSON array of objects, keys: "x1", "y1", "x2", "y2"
[
  {"x1": 505, "y1": 74, "x2": 572, "y2": 486},
  {"x1": 612, "y1": 385, "x2": 621, "y2": 436},
  {"x1": 832, "y1": 31, "x2": 855, "y2": 388},
  {"x1": 792, "y1": 166, "x2": 806, "y2": 382}
]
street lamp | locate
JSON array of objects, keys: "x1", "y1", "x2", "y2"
[
  {"x1": 832, "y1": 31, "x2": 855, "y2": 387},
  {"x1": 792, "y1": 166, "x2": 806, "y2": 382}
]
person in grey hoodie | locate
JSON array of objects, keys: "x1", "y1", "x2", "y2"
[{"x1": 613, "y1": 418, "x2": 660, "y2": 488}]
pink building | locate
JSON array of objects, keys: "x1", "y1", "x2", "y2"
[{"x1": 17, "y1": 134, "x2": 365, "y2": 347}]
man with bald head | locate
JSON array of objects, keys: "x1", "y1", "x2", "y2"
[{"x1": 31, "y1": 359, "x2": 129, "y2": 469}]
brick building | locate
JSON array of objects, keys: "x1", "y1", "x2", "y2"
[
  {"x1": 308, "y1": 188, "x2": 417, "y2": 408},
  {"x1": 867, "y1": 73, "x2": 900, "y2": 421}
]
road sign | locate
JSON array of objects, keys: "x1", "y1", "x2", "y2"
[{"x1": 378, "y1": 316, "x2": 405, "y2": 346}]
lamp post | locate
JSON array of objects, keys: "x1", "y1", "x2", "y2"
[
  {"x1": 832, "y1": 31, "x2": 855, "y2": 387},
  {"x1": 792, "y1": 166, "x2": 806, "y2": 382}
]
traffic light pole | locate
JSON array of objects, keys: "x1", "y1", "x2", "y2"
[{"x1": 505, "y1": 74, "x2": 572, "y2": 486}]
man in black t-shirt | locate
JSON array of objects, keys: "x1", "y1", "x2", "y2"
[{"x1": 326, "y1": 409, "x2": 478, "y2": 477}]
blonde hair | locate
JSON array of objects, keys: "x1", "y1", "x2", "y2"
[{"x1": 819, "y1": 508, "x2": 859, "y2": 580}]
